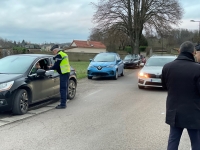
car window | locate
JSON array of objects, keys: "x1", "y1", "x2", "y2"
[
  {"x1": 48, "y1": 57, "x2": 59, "y2": 76},
  {"x1": 0, "y1": 55, "x2": 36, "y2": 74},
  {"x1": 30, "y1": 58, "x2": 50, "y2": 75},
  {"x1": 93, "y1": 53, "x2": 115, "y2": 62},
  {"x1": 116, "y1": 54, "x2": 121, "y2": 60},
  {"x1": 124, "y1": 55, "x2": 133, "y2": 60},
  {"x1": 145, "y1": 57, "x2": 176, "y2": 66},
  {"x1": 49, "y1": 57, "x2": 55, "y2": 65}
]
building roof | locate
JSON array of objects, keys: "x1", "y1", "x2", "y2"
[{"x1": 71, "y1": 40, "x2": 106, "y2": 49}]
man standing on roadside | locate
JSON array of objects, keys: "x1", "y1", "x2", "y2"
[
  {"x1": 49, "y1": 45, "x2": 70, "y2": 109},
  {"x1": 162, "y1": 41, "x2": 200, "y2": 150}
]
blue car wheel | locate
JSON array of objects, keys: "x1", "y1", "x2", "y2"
[{"x1": 113, "y1": 70, "x2": 118, "y2": 80}]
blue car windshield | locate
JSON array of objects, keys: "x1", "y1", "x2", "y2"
[
  {"x1": 145, "y1": 57, "x2": 175, "y2": 66},
  {"x1": 0, "y1": 55, "x2": 36, "y2": 74},
  {"x1": 93, "y1": 54, "x2": 115, "y2": 62}
]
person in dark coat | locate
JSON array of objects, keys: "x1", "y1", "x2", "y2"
[{"x1": 162, "y1": 41, "x2": 200, "y2": 150}]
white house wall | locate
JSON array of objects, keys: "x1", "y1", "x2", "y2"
[
  {"x1": 71, "y1": 42, "x2": 77, "y2": 47},
  {"x1": 65, "y1": 48, "x2": 106, "y2": 53}
]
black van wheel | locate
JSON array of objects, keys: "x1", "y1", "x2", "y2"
[{"x1": 12, "y1": 89, "x2": 29, "y2": 115}]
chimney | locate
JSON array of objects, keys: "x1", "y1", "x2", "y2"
[{"x1": 87, "y1": 40, "x2": 90, "y2": 46}]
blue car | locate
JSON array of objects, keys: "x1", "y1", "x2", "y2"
[{"x1": 87, "y1": 52, "x2": 124, "y2": 80}]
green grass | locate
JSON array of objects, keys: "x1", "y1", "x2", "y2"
[{"x1": 70, "y1": 61, "x2": 90, "y2": 79}]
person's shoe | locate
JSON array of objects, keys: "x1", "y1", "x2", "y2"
[{"x1": 55, "y1": 105, "x2": 66, "y2": 109}]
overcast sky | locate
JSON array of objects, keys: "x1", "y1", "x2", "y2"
[{"x1": 0, "y1": 0, "x2": 199, "y2": 44}]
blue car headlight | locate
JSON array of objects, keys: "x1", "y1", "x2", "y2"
[
  {"x1": 106, "y1": 65, "x2": 115, "y2": 68},
  {"x1": 88, "y1": 64, "x2": 94, "y2": 68}
]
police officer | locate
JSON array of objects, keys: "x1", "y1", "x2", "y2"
[
  {"x1": 195, "y1": 43, "x2": 200, "y2": 63},
  {"x1": 49, "y1": 45, "x2": 70, "y2": 109}
]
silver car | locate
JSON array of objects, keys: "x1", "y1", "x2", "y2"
[{"x1": 138, "y1": 55, "x2": 177, "y2": 89}]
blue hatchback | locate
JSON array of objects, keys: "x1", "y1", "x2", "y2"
[{"x1": 87, "y1": 52, "x2": 124, "y2": 80}]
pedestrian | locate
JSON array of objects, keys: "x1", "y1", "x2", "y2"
[
  {"x1": 195, "y1": 43, "x2": 200, "y2": 62},
  {"x1": 49, "y1": 45, "x2": 70, "y2": 109},
  {"x1": 162, "y1": 41, "x2": 200, "y2": 150}
]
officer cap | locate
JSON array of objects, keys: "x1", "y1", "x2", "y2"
[
  {"x1": 50, "y1": 45, "x2": 59, "y2": 51},
  {"x1": 195, "y1": 43, "x2": 200, "y2": 51}
]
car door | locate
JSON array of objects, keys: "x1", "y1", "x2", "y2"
[{"x1": 28, "y1": 58, "x2": 55, "y2": 102}]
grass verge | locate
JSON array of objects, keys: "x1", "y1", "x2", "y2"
[{"x1": 70, "y1": 61, "x2": 90, "y2": 79}]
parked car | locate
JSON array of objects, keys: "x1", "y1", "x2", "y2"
[
  {"x1": 140, "y1": 54, "x2": 146, "y2": 65},
  {"x1": 138, "y1": 55, "x2": 177, "y2": 89},
  {"x1": 123, "y1": 54, "x2": 141, "y2": 68},
  {"x1": 87, "y1": 52, "x2": 124, "y2": 80},
  {"x1": 0, "y1": 54, "x2": 77, "y2": 115}
]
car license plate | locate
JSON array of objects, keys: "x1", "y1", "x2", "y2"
[{"x1": 151, "y1": 78, "x2": 161, "y2": 82}]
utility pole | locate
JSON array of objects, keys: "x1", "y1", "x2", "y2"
[{"x1": 190, "y1": 20, "x2": 200, "y2": 42}]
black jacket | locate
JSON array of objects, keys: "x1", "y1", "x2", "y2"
[
  {"x1": 162, "y1": 52, "x2": 200, "y2": 129},
  {"x1": 50, "y1": 51, "x2": 63, "y2": 74}
]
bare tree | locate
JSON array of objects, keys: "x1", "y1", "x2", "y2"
[{"x1": 92, "y1": 0, "x2": 183, "y2": 54}]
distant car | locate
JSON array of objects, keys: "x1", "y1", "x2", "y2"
[
  {"x1": 123, "y1": 54, "x2": 141, "y2": 68},
  {"x1": 87, "y1": 52, "x2": 124, "y2": 80},
  {"x1": 138, "y1": 55, "x2": 177, "y2": 89},
  {"x1": 0, "y1": 54, "x2": 77, "y2": 115}
]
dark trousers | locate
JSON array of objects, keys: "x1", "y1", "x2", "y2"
[
  {"x1": 59, "y1": 73, "x2": 70, "y2": 106},
  {"x1": 167, "y1": 126, "x2": 200, "y2": 150}
]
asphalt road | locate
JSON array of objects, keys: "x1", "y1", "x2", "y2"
[{"x1": 0, "y1": 69, "x2": 191, "y2": 150}]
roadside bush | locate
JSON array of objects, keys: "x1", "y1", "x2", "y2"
[
  {"x1": 125, "y1": 46, "x2": 132, "y2": 53},
  {"x1": 13, "y1": 46, "x2": 27, "y2": 54},
  {"x1": 139, "y1": 46, "x2": 147, "y2": 52}
]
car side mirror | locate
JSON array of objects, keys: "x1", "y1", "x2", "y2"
[
  {"x1": 45, "y1": 70, "x2": 54, "y2": 76},
  {"x1": 117, "y1": 59, "x2": 121, "y2": 63},
  {"x1": 89, "y1": 59, "x2": 93, "y2": 62},
  {"x1": 36, "y1": 69, "x2": 46, "y2": 76}
]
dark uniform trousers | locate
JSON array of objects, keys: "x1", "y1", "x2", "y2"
[
  {"x1": 167, "y1": 126, "x2": 200, "y2": 150},
  {"x1": 59, "y1": 73, "x2": 70, "y2": 107}
]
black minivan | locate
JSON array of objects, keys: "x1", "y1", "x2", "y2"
[{"x1": 0, "y1": 54, "x2": 77, "y2": 115}]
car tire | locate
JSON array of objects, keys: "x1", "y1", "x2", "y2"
[
  {"x1": 121, "y1": 69, "x2": 124, "y2": 76},
  {"x1": 68, "y1": 79, "x2": 76, "y2": 100},
  {"x1": 114, "y1": 70, "x2": 118, "y2": 80},
  {"x1": 88, "y1": 76, "x2": 92, "y2": 79},
  {"x1": 138, "y1": 85, "x2": 145, "y2": 89},
  {"x1": 12, "y1": 89, "x2": 29, "y2": 115}
]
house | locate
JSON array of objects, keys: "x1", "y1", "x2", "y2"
[
  {"x1": 40, "y1": 44, "x2": 56, "y2": 51},
  {"x1": 66, "y1": 40, "x2": 106, "y2": 53}
]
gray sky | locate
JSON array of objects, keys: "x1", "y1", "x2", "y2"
[{"x1": 0, "y1": 0, "x2": 199, "y2": 44}]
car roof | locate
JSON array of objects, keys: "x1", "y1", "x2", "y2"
[
  {"x1": 98, "y1": 52, "x2": 117, "y2": 54},
  {"x1": 150, "y1": 55, "x2": 177, "y2": 58},
  {"x1": 7, "y1": 54, "x2": 54, "y2": 58}
]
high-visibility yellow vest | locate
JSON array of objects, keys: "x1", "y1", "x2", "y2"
[{"x1": 58, "y1": 51, "x2": 70, "y2": 74}]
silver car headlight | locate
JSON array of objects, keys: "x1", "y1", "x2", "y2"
[
  {"x1": 0, "y1": 81, "x2": 14, "y2": 92},
  {"x1": 138, "y1": 72, "x2": 149, "y2": 78}
]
